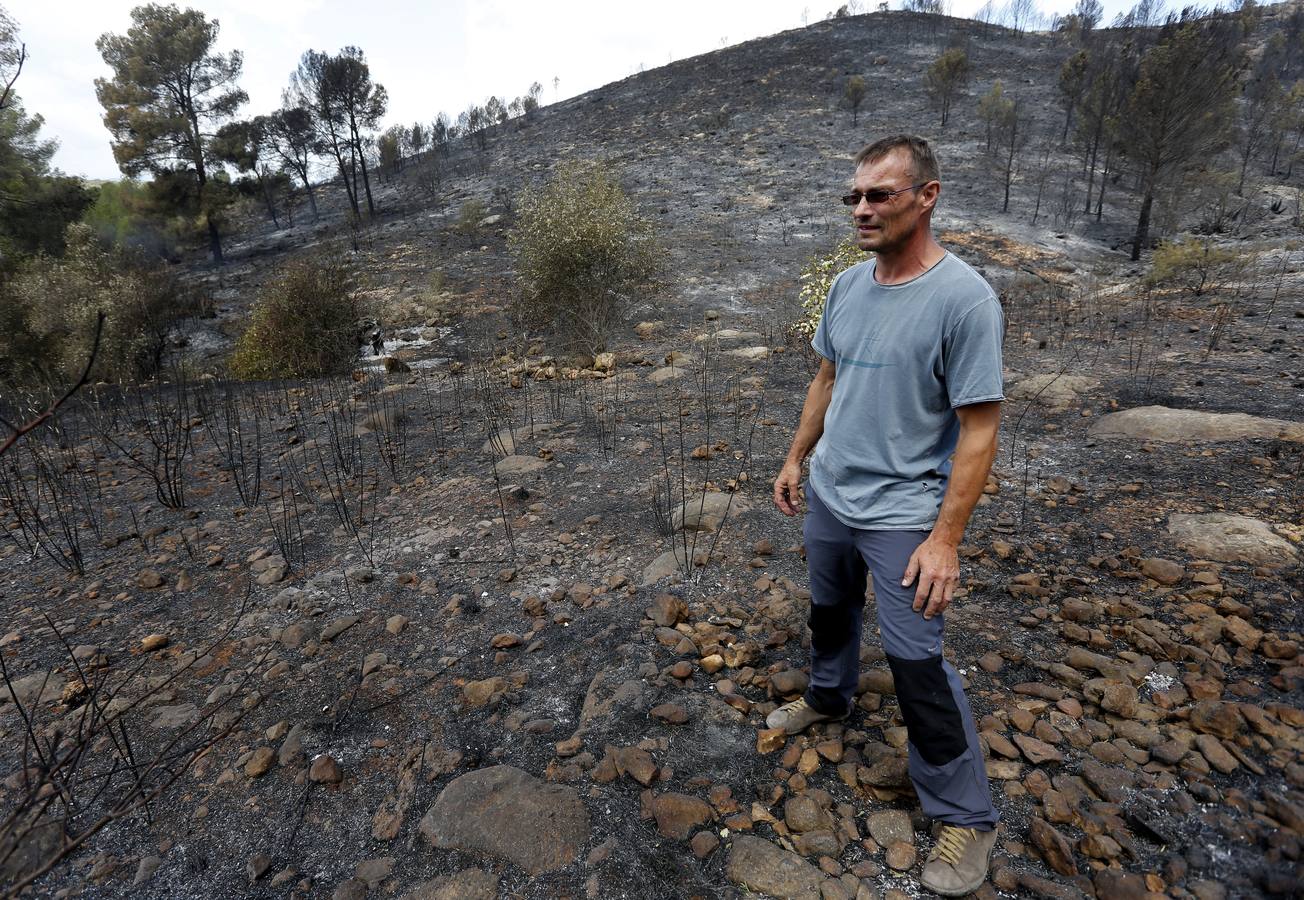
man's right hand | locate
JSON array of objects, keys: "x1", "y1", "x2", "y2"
[{"x1": 773, "y1": 460, "x2": 804, "y2": 516}]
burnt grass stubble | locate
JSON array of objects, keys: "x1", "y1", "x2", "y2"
[{"x1": 2, "y1": 9, "x2": 1304, "y2": 900}]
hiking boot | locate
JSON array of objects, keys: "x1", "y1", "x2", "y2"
[
  {"x1": 920, "y1": 824, "x2": 998, "y2": 897},
  {"x1": 764, "y1": 697, "x2": 846, "y2": 735}
]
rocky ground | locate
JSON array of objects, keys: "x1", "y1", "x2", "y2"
[
  {"x1": 1, "y1": 236, "x2": 1301, "y2": 898},
  {"x1": 3, "y1": 8, "x2": 1304, "y2": 900}
]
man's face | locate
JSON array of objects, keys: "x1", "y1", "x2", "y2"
[{"x1": 850, "y1": 150, "x2": 936, "y2": 254}]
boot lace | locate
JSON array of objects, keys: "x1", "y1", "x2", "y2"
[
  {"x1": 777, "y1": 697, "x2": 810, "y2": 715},
  {"x1": 931, "y1": 825, "x2": 977, "y2": 867}
]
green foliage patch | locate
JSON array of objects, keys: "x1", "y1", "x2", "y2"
[
  {"x1": 510, "y1": 159, "x2": 658, "y2": 353},
  {"x1": 229, "y1": 253, "x2": 362, "y2": 380},
  {"x1": 0, "y1": 224, "x2": 198, "y2": 385},
  {"x1": 792, "y1": 237, "x2": 867, "y2": 340}
]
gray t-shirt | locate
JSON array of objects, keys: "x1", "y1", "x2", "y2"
[{"x1": 809, "y1": 251, "x2": 1004, "y2": 530}]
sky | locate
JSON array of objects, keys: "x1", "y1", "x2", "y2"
[{"x1": 7, "y1": 0, "x2": 1136, "y2": 181}]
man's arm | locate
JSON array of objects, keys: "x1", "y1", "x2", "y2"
[
  {"x1": 773, "y1": 357, "x2": 836, "y2": 516},
  {"x1": 902, "y1": 400, "x2": 1002, "y2": 618}
]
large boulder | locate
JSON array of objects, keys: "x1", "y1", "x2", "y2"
[
  {"x1": 1007, "y1": 374, "x2": 1099, "y2": 409},
  {"x1": 1091, "y1": 406, "x2": 1304, "y2": 443},
  {"x1": 1167, "y1": 513, "x2": 1298, "y2": 567},
  {"x1": 672, "y1": 492, "x2": 746, "y2": 532},
  {"x1": 418, "y1": 766, "x2": 588, "y2": 875}
]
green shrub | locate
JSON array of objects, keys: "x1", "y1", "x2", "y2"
[
  {"x1": 791, "y1": 237, "x2": 867, "y2": 340},
  {"x1": 229, "y1": 253, "x2": 362, "y2": 380},
  {"x1": 510, "y1": 159, "x2": 658, "y2": 353},
  {"x1": 1, "y1": 224, "x2": 197, "y2": 385},
  {"x1": 455, "y1": 198, "x2": 487, "y2": 235},
  {"x1": 1148, "y1": 237, "x2": 1241, "y2": 296}
]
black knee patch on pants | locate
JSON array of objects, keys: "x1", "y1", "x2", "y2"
[
  {"x1": 887, "y1": 654, "x2": 968, "y2": 766},
  {"x1": 809, "y1": 603, "x2": 852, "y2": 656}
]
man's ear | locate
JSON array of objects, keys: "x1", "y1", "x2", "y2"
[{"x1": 919, "y1": 180, "x2": 940, "y2": 212}]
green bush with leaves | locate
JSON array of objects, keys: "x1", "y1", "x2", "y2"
[
  {"x1": 229, "y1": 253, "x2": 362, "y2": 380},
  {"x1": 1148, "y1": 238, "x2": 1241, "y2": 296},
  {"x1": 792, "y1": 237, "x2": 867, "y2": 340},
  {"x1": 510, "y1": 159, "x2": 658, "y2": 353},
  {"x1": 455, "y1": 198, "x2": 487, "y2": 235},
  {"x1": 1, "y1": 224, "x2": 197, "y2": 385}
]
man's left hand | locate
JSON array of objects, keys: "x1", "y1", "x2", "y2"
[{"x1": 902, "y1": 537, "x2": 960, "y2": 620}]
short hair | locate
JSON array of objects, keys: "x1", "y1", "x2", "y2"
[{"x1": 853, "y1": 135, "x2": 940, "y2": 184}]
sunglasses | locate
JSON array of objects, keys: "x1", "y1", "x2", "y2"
[{"x1": 841, "y1": 182, "x2": 929, "y2": 206}]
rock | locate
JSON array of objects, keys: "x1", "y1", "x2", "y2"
[
  {"x1": 1013, "y1": 733, "x2": 1064, "y2": 765},
  {"x1": 1028, "y1": 817, "x2": 1078, "y2": 876},
  {"x1": 757, "y1": 727, "x2": 787, "y2": 754},
  {"x1": 651, "y1": 792, "x2": 713, "y2": 839},
  {"x1": 690, "y1": 830, "x2": 720, "y2": 858},
  {"x1": 1139, "y1": 557, "x2": 1185, "y2": 585},
  {"x1": 278, "y1": 724, "x2": 305, "y2": 766},
  {"x1": 247, "y1": 852, "x2": 272, "y2": 882},
  {"x1": 1222, "y1": 616, "x2": 1263, "y2": 651},
  {"x1": 1098, "y1": 682, "x2": 1140, "y2": 719},
  {"x1": 418, "y1": 766, "x2": 588, "y2": 875},
  {"x1": 398, "y1": 868, "x2": 500, "y2": 900},
  {"x1": 650, "y1": 702, "x2": 689, "y2": 725},
  {"x1": 613, "y1": 746, "x2": 658, "y2": 786},
  {"x1": 642, "y1": 548, "x2": 685, "y2": 585},
  {"x1": 140, "y1": 633, "x2": 169, "y2": 651},
  {"x1": 1194, "y1": 734, "x2": 1239, "y2": 773},
  {"x1": 726, "y1": 835, "x2": 824, "y2": 900},
  {"x1": 495, "y1": 454, "x2": 550, "y2": 475},
  {"x1": 1078, "y1": 833, "x2": 1122, "y2": 860},
  {"x1": 1081, "y1": 759, "x2": 1136, "y2": 803},
  {"x1": 386, "y1": 615, "x2": 410, "y2": 635},
  {"x1": 885, "y1": 841, "x2": 916, "y2": 871},
  {"x1": 150, "y1": 703, "x2": 198, "y2": 730},
  {"x1": 355, "y1": 857, "x2": 395, "y2": 888},
  {"x1": 1, "y1": 671, "x2": 64, "y2": 707},
  {"x1": 696, "y1": 328, "x2": 763, "y2": 345},
  {"x1": 309, "y1": 754, "x2": 343, "y2": 783},
  {"x1": 648, "y1": 594, "x2": 686, "y2": 627},
  {"x1": 770, "y1": 669, "x2": 809, "y2": 697},
  {"x1": 866, "y1": 810, "x2": 913, "y2": 847},
  {"x1": 1092, "y1": 869, "x2": 1152, "y2": 899},
  {"x1": 133, "y1": 856, "x2": 162, "y2": 886},
  {"x1": 1007, "y1": 374, "x2": 1099, "y2": 409},
  {"x1": 649, "y1": 365, "x2": 689, "y2": 385},
  {"x1": 320, "y1": 616, "x2": 359, "y2": 642},
  {"x1": 331, "y1": 879, "x2": 366, "y2": 900},
  {"x1": 1091, "y1": 406, "x2": 1304, "y2": 443},
  {"x1": 784, "y1": 795, "x2": 831, "y2": 833},
  {"x1": 1167, "y1": 513, "x2": 1298, "y2": 567},
  {"x1": 463, "y1": 677, "x2": 505, "y2": 709},
  {"x1": 245, "y1": 747, "x2": 275, "y2": 778},
  {"x1": 1189, "y1": 700, "x2": 1245, "y2": 739},
  {"x1": 672, "y1": 492, "x2": 744, "y2": 532},
  {"x1": 635, "y1": 321, "x2": 663, "y2": 339},
  {"x1": 136, "y1": 569, "x2": 165, "y2": 589}
]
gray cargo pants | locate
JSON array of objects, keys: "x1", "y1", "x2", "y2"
[{"x1": 801, "y1": 484, "x2": 998, "y2": 830}]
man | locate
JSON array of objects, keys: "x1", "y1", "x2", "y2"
[{"x1": 770, "y1": 135, "x2": 1003, "y2": 897}]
